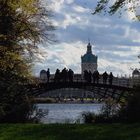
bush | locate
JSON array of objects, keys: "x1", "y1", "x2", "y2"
[
  {"x1": 119, "y1": 86, "x2": 140, "y2": 123},
  {"x1": 82, "y1": 98, "x2": 120, "y2": 124},
  {"x1": 82, "y1": 112, "x2": 97, "y2": 123},
  {"x1": 83, "y1": 86, "x2": 140, "y2": 124},
  {"x1": 0, "y1": 85, "x2": 35, "y2": 123}
]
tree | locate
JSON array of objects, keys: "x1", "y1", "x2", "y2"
[
  {"x1": 0, "y1": 0, "x2": 55, "y2": 122},
  {"x1": 118, "y1": 86, "x2": 140, "y2": 122},
  {"x1": 93, "y1": 0, "x2": 140, "y2": 123},
  {"x1": 93, "y1": 0, "x2": 140, "y2": 19}
]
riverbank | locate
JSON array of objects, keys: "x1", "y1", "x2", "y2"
[
  {"x1": 34, "y1": 98, "x2": 100, "y2": 104},
  {"x1": 0, "y1": 123, "x2": 140, "y2": 140}
]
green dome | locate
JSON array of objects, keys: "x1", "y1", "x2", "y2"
[
  {"x1": 81, "y1": 53, "x2": 97, "y2": 63},
  {"x1": 81, "y1": 42, "x2": 97, "y2": 63}
]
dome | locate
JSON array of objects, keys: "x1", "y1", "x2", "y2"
[
  {"x1": 40, "y1": 70, "x2": 47, "y2": 74},
  {"x1": 81, "y1": 42, "x2": 97, "y2": 63},
  {"x1": 81, "y1": 53, "x2": 97, "y2": 63},
  {"x1": 40, "y1": 70, "x2": 47, "y2": 81}
]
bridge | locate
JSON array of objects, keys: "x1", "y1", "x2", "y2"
[{"x1": 28, "y1": 77, "x2": 133, "y2": 103}]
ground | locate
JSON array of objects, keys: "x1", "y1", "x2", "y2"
[{"x1": 0, "y1": 123, "x2": 140, "y2": 140}]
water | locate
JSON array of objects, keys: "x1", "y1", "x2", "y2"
[{"x1": 37, "y1": 104, "x2": 103, "y2": 124}]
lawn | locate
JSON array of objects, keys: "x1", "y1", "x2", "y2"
[{"x1": 0, "y1": 123, "x2": 140, "y2": 140}]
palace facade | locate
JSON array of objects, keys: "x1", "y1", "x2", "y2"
[{"x1": 81, "y1": 42, "x2": 98, "y2": 74}]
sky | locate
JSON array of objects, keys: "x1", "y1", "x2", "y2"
[{"x1": 33, "y1": 0, "x2": 140, "y2": 77}]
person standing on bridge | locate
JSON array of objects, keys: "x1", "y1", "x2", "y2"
[
  {"x1": 109, "y1": 72, "x2": 113, "y2": 85},
  {"x1": 47, "y1": 68, "x2": 50, "y2": 82},
  {"x1": 68, "y1": 69, "x2": 74, "y2": 82},
  {"x1": 102, "y1": 71, "x2": 108, "y2": 84},
  {"x1": 92, "y1": 70, "x2": 99, "y2": 84},
  {"x1": 84, "y1": 70, "x2": 88, "y2": 82},
  {"x1": 54, "y1": 69, "x2": 60, "y2": 82},
  {"x1": 92, "y1": 71, "x2": 96, "y2": 83},
  {"x1": 61, "y1": 68, "x2": 68, "y2": 82},
  {"x1": 88, "y1": 71, "x2": 92, "y2": 83},
  {"x1": 96, "y1": 70, "x2": 100, "y2": 84}
]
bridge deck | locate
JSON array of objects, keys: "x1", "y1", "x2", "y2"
[
  {"x1": 27, "y1": 81, "x2": 133, "y2": 103},
  {"x1": 38, "y1": 82, "x2": 132, "y2": 91}
]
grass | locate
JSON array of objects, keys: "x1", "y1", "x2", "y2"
[{"x1": 0, "y1": 123, "x2": 140, "y2": 140}]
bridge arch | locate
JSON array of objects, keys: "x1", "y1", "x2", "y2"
[{"x1": 30, "y1": 82, "x2": 132, "y2": 102}]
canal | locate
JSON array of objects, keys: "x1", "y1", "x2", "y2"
[{"x1": 37, "y1": 103, "x2": 103, "y2": 123}]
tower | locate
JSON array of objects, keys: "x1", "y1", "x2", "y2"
[{"x1": 81, "y1": 42, "x2": 98, "y2": 74}]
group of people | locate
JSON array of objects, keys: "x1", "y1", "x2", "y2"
[
  {"x1": 84, "y1": 70, "x2": 113, "y2": 85},
  {"x1": 54, "y1": 68, "x2": 74, "y2": 82},
  {"x1": 46, "y1": 68, "x2": 113, "y2": 85},
  {"x1": 46, "y1": 68, "x2": 74, "y2": 83}
]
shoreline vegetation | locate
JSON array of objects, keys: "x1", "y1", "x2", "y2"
[
  {"x1": 34, "y1": 98, "x2": 103, "y2": 104},
  {"x1": 0, "y1": 123, "x2": 140, "y2": 140}
]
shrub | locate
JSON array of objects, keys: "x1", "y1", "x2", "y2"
[
  {"x1": 82, "y1": 112, "x2": 97, "y2": 123},
  {"x1": 119, "y1": 86, "x2": 140, "y2": 123},
  {"x1": 82, "y1": 98, "x2": 120, "y2": 124}
]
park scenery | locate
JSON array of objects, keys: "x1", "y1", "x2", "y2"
[{"x1": 0, "y1": 0, "x2": 140, "y2": 140}]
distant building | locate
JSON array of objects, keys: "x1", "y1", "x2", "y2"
[
  {"x1": 40, "y1": 42, "x2": 98, "y2": 82},
  {"x1": 81, "y1": 42, "x2": 98, "y2": 74},
  {"x1": 132, "y1": 69, "x2": 140, "y2": 78},
  {"x1": 132, "y1": 69, "x2": 140, "y2": 85},
  {"x1": 40, "y1": 70, "x2": 47, "y2": 82}
]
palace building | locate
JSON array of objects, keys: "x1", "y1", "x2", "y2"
[
  {"x1": 40, "y1": 41, "x2": 98, "y2": 82},
  {"x1": 81, "y1": 42, "x2": 98, "y2": 74}
]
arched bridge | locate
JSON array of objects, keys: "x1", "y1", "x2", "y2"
[{"x1": 28, "y1": 81, "x2": 133, "y2": 103}]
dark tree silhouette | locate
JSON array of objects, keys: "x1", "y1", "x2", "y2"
[
  {"x1": 93, "y1": 0, "x2": 140, "y2": 20},
  {"x1": 0, "y1": 0, "x2": 55, "y2": 122}
]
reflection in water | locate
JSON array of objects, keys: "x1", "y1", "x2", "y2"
[{"x1": 37, "y1": 104, "x2": 103, "y2": 124}]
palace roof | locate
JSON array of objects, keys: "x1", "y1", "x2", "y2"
[{"x1": 81, "y1": 43, "x2": 97, "y2": 63}]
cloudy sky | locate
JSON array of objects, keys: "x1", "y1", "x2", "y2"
[{"x1": 33, "y1": 0, "x2": 140, "y2": 77}]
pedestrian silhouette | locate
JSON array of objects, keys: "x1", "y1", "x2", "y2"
[
  {"x1": 102, "y1": 71, "x2": 108, "y2": 84},
  {"x1": 88, "y1": 71, "x2": 92, "y2": 83},
  {"x1": 109, "y1": 72, "x2": 113, "y2": 85},
  {"x1": 92, "y1": 70, "x2": 99, "y2": 83},
  {"x1": 95, "y1": 70, "x2": 100, "y2": 84},
  {"x1": 68, "y1": 69, "x2": 74, "y2": 82},
  {"x1": 54, "y1": 69, "x2": 60, "y2": 82},
  {"x1": 84, "y1": 70, "x2": 88, "y2": 82},
  {"x1": 61, "y1": 68, "x2": 68, "y2": 82},
  {"x1": 46, "y1": 68, "x2": 50, "y2": 82},
  {"x1": 92, "y1": 71, "x2": 96, "y2": 83}
]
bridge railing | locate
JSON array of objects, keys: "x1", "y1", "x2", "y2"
[
  {"x1": 113, "y1": 77, "x2": 133, "y2": 88},
  {"x1": 39, "y1": 76, "x2": 135, "y2": 88}
]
